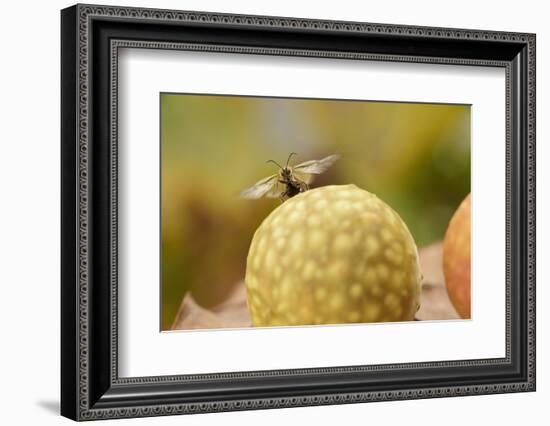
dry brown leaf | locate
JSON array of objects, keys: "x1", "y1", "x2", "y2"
[
  {"x1": 416, "y1": 242, "x2": 460, "y2": 320},
  {"x1": 171, "y1": 284, "x2": 251, "y2": 330}
]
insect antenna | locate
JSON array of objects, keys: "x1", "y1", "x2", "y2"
[
  {"x1": 266, "y1": 159, "x2": 283, "y2": 170},
  {"x1": 285, "y1": 152, "x2": 297, "y2": 168}
]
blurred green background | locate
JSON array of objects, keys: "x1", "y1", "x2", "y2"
[{"x1": 161, "y1": 93, "x2": 470, "y2": 330}]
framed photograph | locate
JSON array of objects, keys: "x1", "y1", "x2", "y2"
[{"x1": 61, "y1": 4, "x2": 536, "y2": 421}]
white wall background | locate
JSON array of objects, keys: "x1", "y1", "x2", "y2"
[{"x1": 0, "y1": 0, "x2": 546, "y2": 424}]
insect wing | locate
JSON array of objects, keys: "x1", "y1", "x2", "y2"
[
  {"x1": 240, "y1": 174, "x2": 278, "y2": 199},
  {"x1": 266, "y1": 181, "x2": 283, "y2": 198},
  {"x1": 292, "y1": 169, "x2": 315, "y2": 184},
  {"x1": 293, "y1": 154, "x2": 340, "y2": 175}
]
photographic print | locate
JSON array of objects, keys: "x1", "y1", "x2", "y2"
[
  {"x1": 161, "y1": 93, "x2": 471, "y2": 331},
  {"x1": 62, "y1": 6, "x2": 535, "y2": 418},
  {"x1": 60, "y1": 4, "x2": 536, "y2": 420}
]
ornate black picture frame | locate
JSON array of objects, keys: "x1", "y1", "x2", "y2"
[{"x1": 61, "y1": 3, "x2": 536, "y2": 421}]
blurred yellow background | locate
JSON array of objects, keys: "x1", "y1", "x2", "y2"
[{"x1": 161, "y1": 93, "x2": 470, "y2": 330}]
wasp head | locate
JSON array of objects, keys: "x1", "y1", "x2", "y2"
[{"x1": 267, "y1": 152, "x2": 297, "y2": 179}]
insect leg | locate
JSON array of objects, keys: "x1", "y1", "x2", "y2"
[{"x1": 280, "y1": 187, "x2": 290, "y2": 203}]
